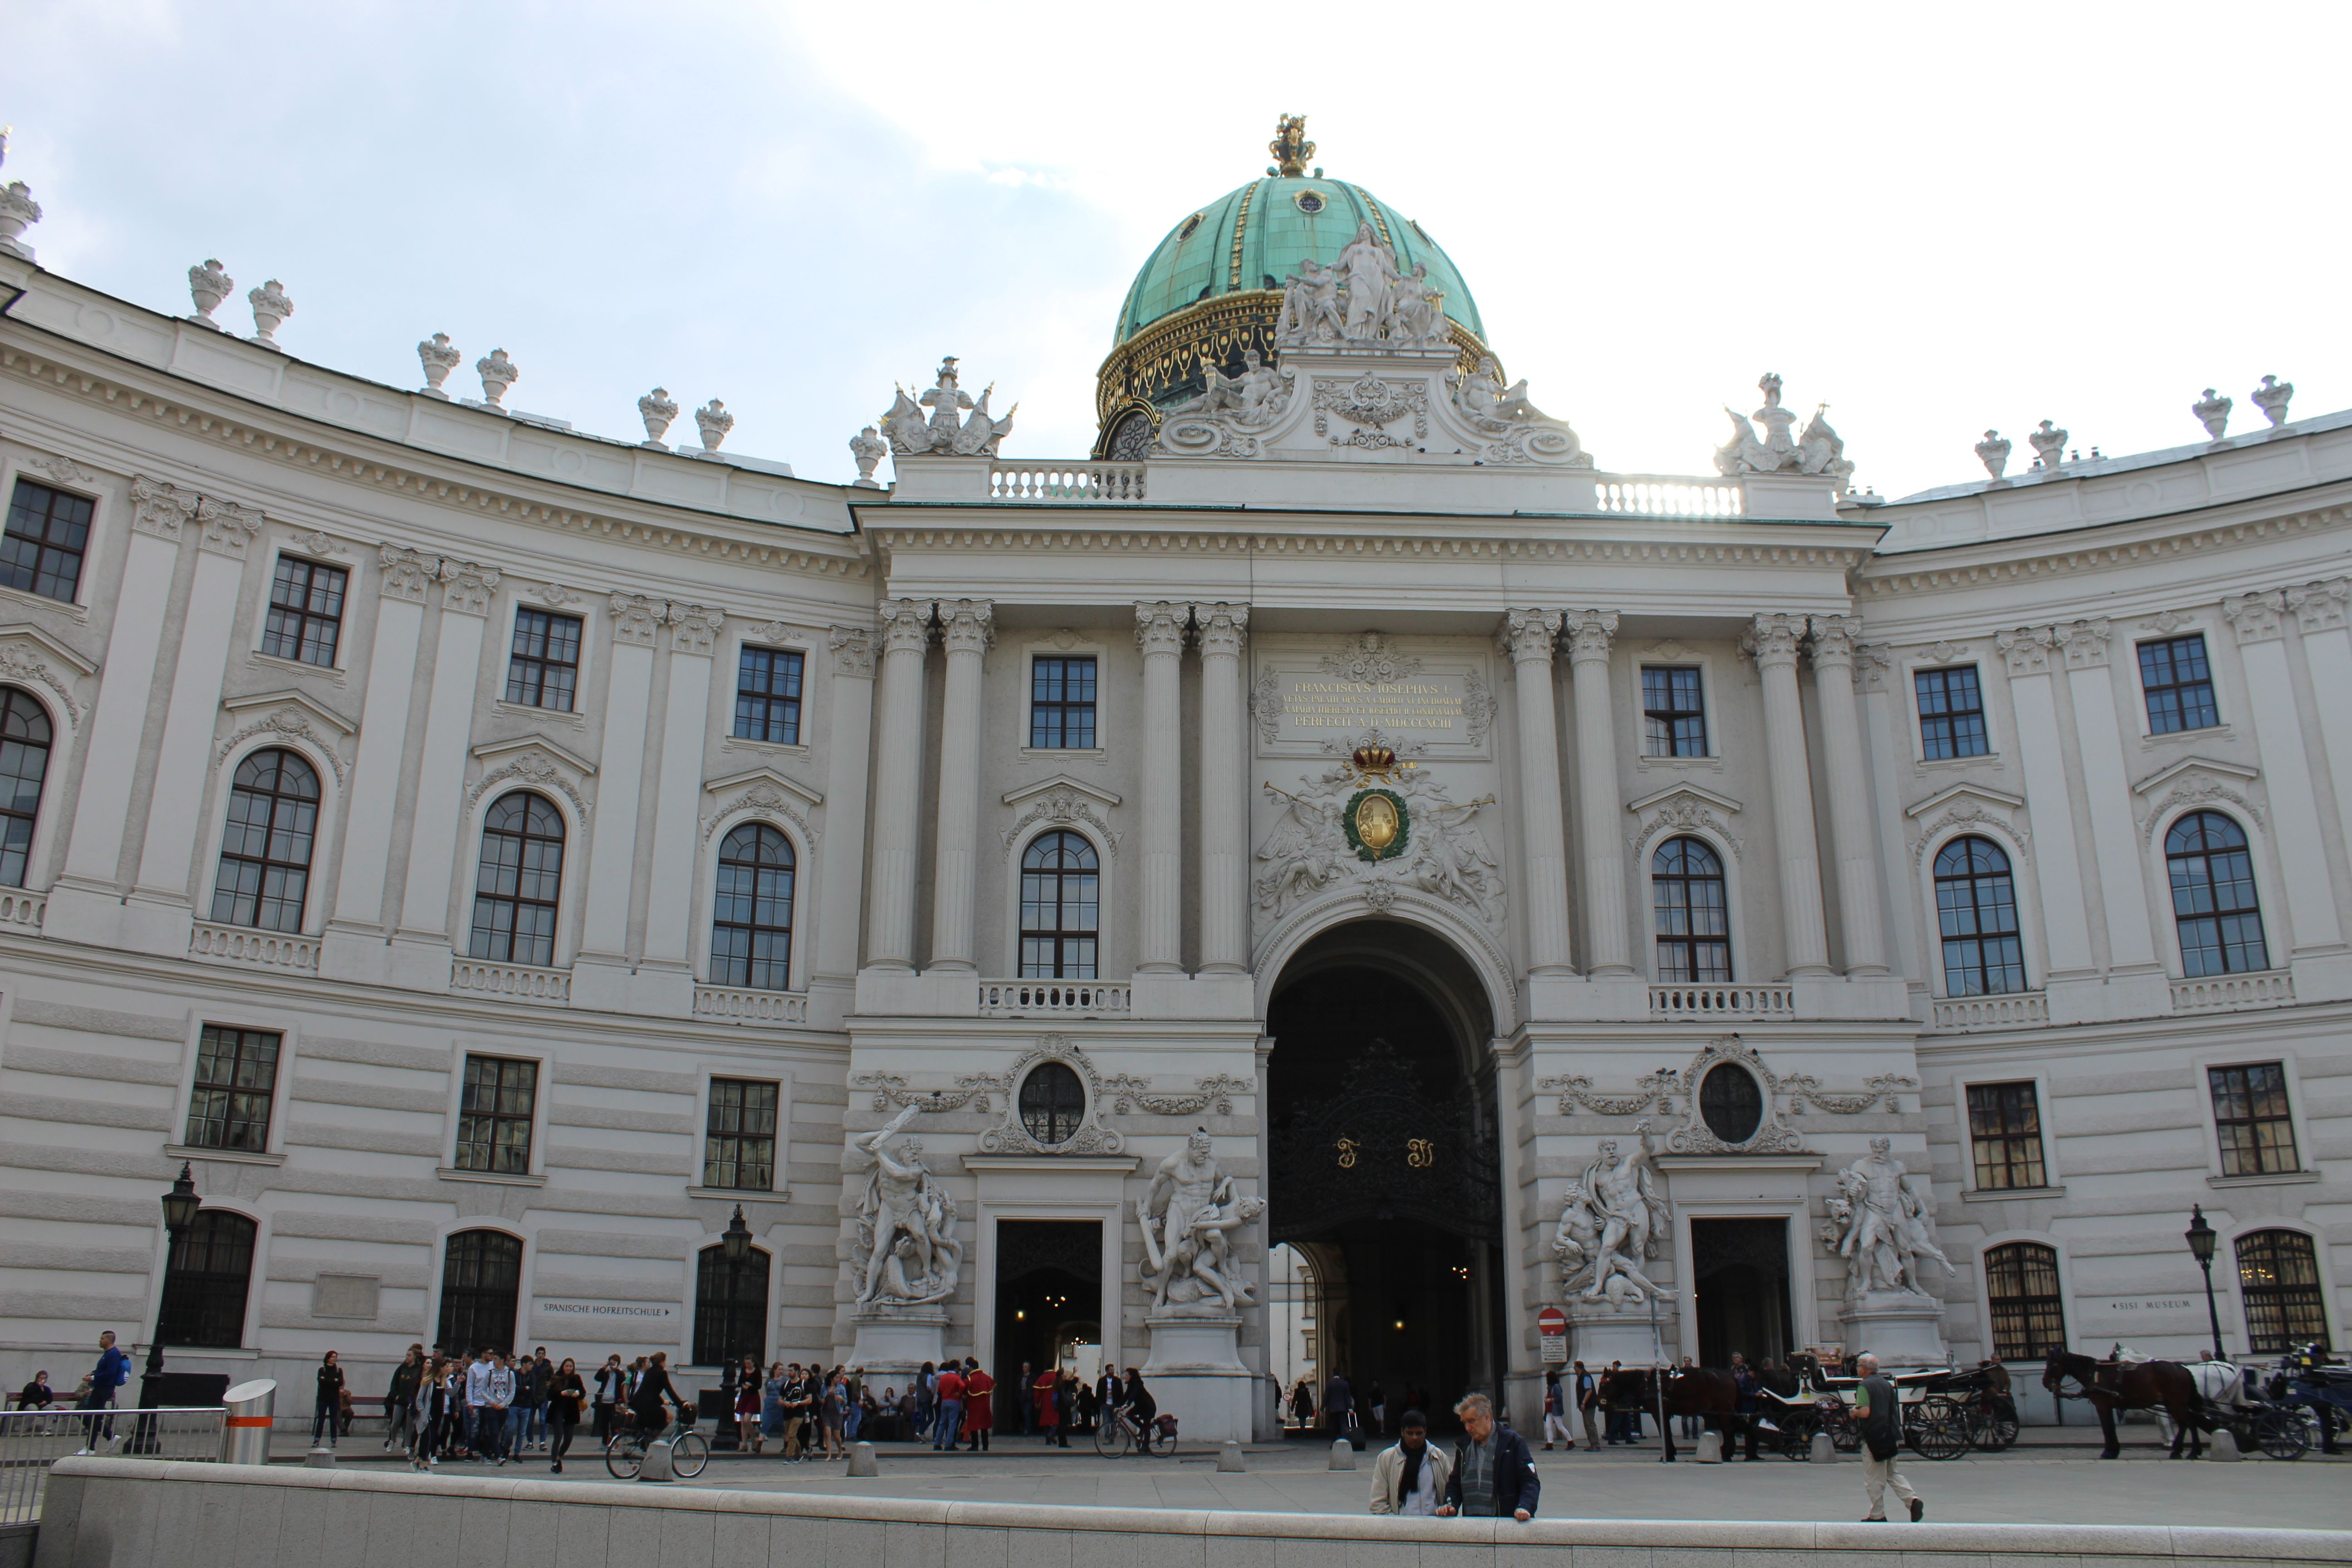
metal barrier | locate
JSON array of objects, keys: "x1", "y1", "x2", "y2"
[
  {"x1": 221, "y1": 1379, "x2": 276, "y2": 1468},
  {"x1": 0, "y1": 1406, "x2": 225, "y2": 1524}
]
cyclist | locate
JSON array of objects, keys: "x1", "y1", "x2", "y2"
[
  {"x1": 1117, "y1": 1368, "x2": 1158, "y2": 1450},
  {"x1": 627, "y1": 1351, "x2": 692, "y2": 1446}
]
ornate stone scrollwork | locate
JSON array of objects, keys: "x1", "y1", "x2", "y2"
[
  {"x1": 976, "y1": 1035, "x2": 1124, "y2": 1156},
  {"x1": 698, "y1": 772, "x2": 818, "y2": 847},
  {"x1": 22, "y1": 454, "x2": 97, "y2": 490},
  {"x1": 1538, "y1": 1070, "x2": 1681, "y2": 1117},
  {"x1": 466, "y1": 746, "x2": 589, "y2": 822},
  {"x1": 1319, "y1": 631, "x2": 1419, "y2": 686},
  {"x1": 379, "y1": 545, "x2": 436, "y2": 602},
  {"x1": 217, "y1": 703, "x2": 350, "y2": 784},
  {"x1": 1661, "y1": 1036, "x2": 1807, "y2": 1155},
  {"x1": 440, "y1": 559, "x2": 502, "y2": 617},
  {"x1": 609, "y1": 593, "x2": 662, "y2": 647},
  {"x1": 1250, "y1": 669, "x2": 1284, "y2": 743},
  {"x1": 1000, "y1": 780, "x2": 1120, "y2": 858},
  {"x1": 1099, "y1": 1073, "x2": 1253, "y2": 1117},
  {"x1": 850, "y1": 1070, "x2": 1007, "y2": 1115},
  {"x1": 1449, "y1": 357, "x2": 1590, "y2": 467},
  {"x1": 667, "y1": 602, "x2": 726, "y2": 657},
  {"x1": 1313, "y1": 373, "x2": 1426, "y2": 451},
  {"x1": 1254, "y1": 756, "x2": 1501, "y2": 926},
  {"x1": 0, "y1": 641, "x2": 81, "y2": 730},
  {"x1": 128, "y1": 477, "x2": 196, "y2": 542},
  {"x1": 1155, "y1": 351, "x2": 1295, "y2": 459},
  {"x1": 1540, "y1": 1037, "x2": 1917, "y2": 1144},
  {"x1": 829, "y1": 625, "x2": 875, "y2": 677}
]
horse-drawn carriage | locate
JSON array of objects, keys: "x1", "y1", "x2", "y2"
[
  {"x1": 2043, "y1": 1344, "x2": 2330, "y2": 1460},
  {"x1": 2243, "y1": 1343, "x2": 2352, "y2": 1460},
  {"x1": 1753, "y1": 1355, "x2": 1991, "y2": 1461}
]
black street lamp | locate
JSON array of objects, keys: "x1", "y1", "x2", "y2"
[
  {"x1": 717, "y1": 1205, "x2": 753, "y2": 1413},
  {"x1": 141, "y1": 1163, "x2": 201, "y2": 1415},
  {"x1": 2185, "y1": 1204, "x2": 2227, "y2": 1359}
]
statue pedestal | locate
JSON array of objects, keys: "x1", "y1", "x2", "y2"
[
  {"x1": 1142, "y1": 1312, "x2": 1255, "y2": 1443},
  {"x1": 848, "y1": 1307, "x2": 948, "y2": 1377},
  {"x1": 1838, "y1": 1292, "x2": 1948, "y2": 1369},
  {"x1": 1567, "y1": 1303, "x2": 1669, "y2": 1369}
]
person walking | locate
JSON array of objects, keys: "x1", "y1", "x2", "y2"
[
  {"x1": 1033, "y1": 1365, "x2": 1063, "y2": 1446},
  {"x1": 547, "y1": 1357, "x2": 584, "y2": 1474},
  {"x1": 385, "y1": 1345, "x2": 423, "y2": 1453},
  {"x1": 1573, "y1": 1362, "x2": 1601, "y2": 1453},
  {"x1": 1289, "y1": 1377, "x2": 1315, "y2": 1433},
  {"x1": 74, "y1": 1331, "x2": 130, "y2": 1450},
  {"x1": 962, "y1": 1359, "x2": 995, "y2": 1452},
  {"x1": 311, "y1": 1351, "x2": 345, "y2": 1450},
  {"x1": 1017, "y1": 1362, "x2": 1034, "y2": 1436},
  {"x1": 1324, "y1": 1371, "x2": 1354, "y2": 1442},
  {"x1": 734, "y1": 1358, "x2": 762, "y2": 1454},
  {"x1": 1543, "y1": 1371, "x2": 1576, "y2": 1451},
  {"x1": 1854, "y1": 1354, "x2": 1923, "y2": 1522},
  {"x1": 517, "y1": 1348, "x2": 550, "y2": 1454},
  {"x1": 756, "y1": 1362, "x2": 786, "y2": 1456},
  {"x1": 1368, "y1": 1409, "x2": 1453, "y2": 1516},
  {"x1": 822, "y1": 1369, "x2": 850, "y2": 1460},
  {"x1": 1437, "y1": 1393, "x2": 1540, "y2": 1522},
  {"x1": 933, "y1": 1359, "x2": 965, "y2": 1450},
  {"x1": 410, "y1": 1358, "x2": 447, "y2": 1470},
  {"x1": 913, "y1": 1361, "x2": 937, "y2": 1445}
]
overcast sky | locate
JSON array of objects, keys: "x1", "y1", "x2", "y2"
[{"x1": 5, "y1": 2, "x2": 2343, "y2": 498}]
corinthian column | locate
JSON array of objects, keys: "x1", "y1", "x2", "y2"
[
  {"x1": 1563, "y1": 611, "x2": 1630, "y2": 976},
  {"x1": 1806, "y1": 615, "x2": 1887, "y2": 975},
  {"x1": 925, "y1": 599, "x2": 993, "y2": 973},
  {"x1": 863, "y1": 599, "x2": 932, "y2": 971},
  {"x1": 1744, "y1": 612, "x2": 1831, "y2": 977},
  {"x1": 1194, "y1": 603, "x2": 1249, "y2": 973},
  {"x1": 1502, "y1": 609, "x2": 1573, "y2": 975},
  {"x1": 1137, "y1": 602, "x2": 1190, "y2": 973}
]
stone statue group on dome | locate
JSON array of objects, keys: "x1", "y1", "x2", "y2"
[{"x1": 1275, "y1": 222, "x2": 1451, "y2": 351}]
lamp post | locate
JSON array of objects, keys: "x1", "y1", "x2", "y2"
[
  {"x1": 139, "y1": 1163, "x2": 202, "y2": 1424},
  {"x1": 2185, "y1": 1204, "x2": 2226, "y2": 1359},
  {"x1": 717, "y1": 1205, "x2": 753, "y2": 1434}
]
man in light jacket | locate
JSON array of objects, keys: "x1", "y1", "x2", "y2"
[{"x1": 1368, "y1": 1410, "x2": 1453, "y2": 1516}]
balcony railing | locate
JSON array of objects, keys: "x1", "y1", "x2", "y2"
[
  {"x1": 2171, "y1": 970, "x2": 2295, "y2": 1013},
  {"x1": 692, "y1": 984, "x2": 808, "y2": 1025},
  {"x1": 979, "y1": 979, "x2": 1132, "y2": 1017},
  {"x1": 988, "y1": 463, "x2": 1147, "y2": 502},
  {"x1": 189, "y1": 921, "x2": 320, "y2": 972},
  {"x1": 1929, "y1": 991, "x2": 2050, "y2": 1032},
  {"x1": 451, "y1": 958, "x2": 570, "y2": 1004},
  {"x1": 0, "y1": 891, "x2": 43, "y2": 930},
  {"x1": 1648, "y1": 983, "x2": 1794, "y2": 1020},
  {"x1": 1594, "y1": 477, "x2": 1744, "y2": 517}
]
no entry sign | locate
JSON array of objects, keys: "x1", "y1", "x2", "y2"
[{"x1": 1537, "y1": 1305, "x2": 1568, "y2": 1362}]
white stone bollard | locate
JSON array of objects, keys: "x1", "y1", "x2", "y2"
[
  {"x1": 1329, "y1": 1438, "x2": 1357, "y2": 1470},
  {"x1": 2203, "y1": 1435, "x2": 2243, "y2": 1461},
  {"x1": 1809, "y1": 1433, "x2": 1837, "y2": 1464},
  {"x1": 639, "y1": 1437, "x2": 675, "y2": 1482},
  {"x1": 1218, "y1": 1439, "x2": 1246, "y2": 1473},
  {"x1": 848, "y1": 1441, "x2": 878, "y2": 1476},
  {"x1": 1695, "y1": 1431, "x2": 1723, "y2": 1464},
  {"x1": 304, "y1": 1447, "x2": 336, "y2": 1469}
]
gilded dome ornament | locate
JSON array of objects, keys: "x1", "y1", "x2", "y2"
[{"x1": 1268, "y1": 113, "x2": 1314, "y2": 178}]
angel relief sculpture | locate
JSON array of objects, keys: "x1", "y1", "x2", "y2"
[{"x1": 1254, "y1": 755, "x2": 1503, "y2": 926}]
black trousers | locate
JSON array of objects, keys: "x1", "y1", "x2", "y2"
[{"x1": 550, "y1": 1412, "x2": 577, "y2": 1462}]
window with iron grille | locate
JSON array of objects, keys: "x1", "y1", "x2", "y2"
[
  {"x1": 1641, "y1": 667, "x2": 1706, "y2": 757},
  {"x1": 453, "y1": 1055, "x2": 538, "y2": 1175},
  {"x1": 2138, "y1": 634, "x2": 2219, "y2": 734},
  {"x1": 504, "y1": 608, "x2": 582, "y2": 711},
  {"x1": 1, "y1": 478, "x2": 93, "y2": 603},
  {"x1": 1983, "y1": 1241, "x2": 2067, "y2": 1361},
  {"x1": 732, "y1": 647, "x2": 803, "y2": 745},
  {"x1": 210, "y1": 749, "x2": 319, "y2": 932},
  {"x1": 1966, "y1": 1081, "x2": 2047, "y2": 1191},
  {"x1": 2166, "y1": 811, "x2": 2268, "y2": 975},
  {"x1": 710, "y1": 823, "x2": 794, "y2": 990},
  {"x1": 1936, "y1": 836, "x2": 2026, "y2": 995},
  {"x1": 1019, "y1": 1062, "x2": 1088, "y2": 1146},
  {"x1": 468, "y1": 793, "x2": 564, "y2": 967},
  {"x1": 1019, "y1": 830, "x2": 1098, "y2": 978},
  {"x1": 1652, "y1": 837, "x2": 1730, "y2": 982},
  {"x1": 0, "y1": 686, "x2": 52, "y2": 888},
  {"x1": 2236, "y1": 1229, "x2": 2329, "y2": 1353},
  {"x1": 436, "y1": 1230, "x2": 522, "y2": 1356},
  {"x1": 1030, "y1": 657, "x2": 1098, "y2": 749},
  {"x1": 185, "y1": 1024, "x2": 281, "y2": 1152},
  {"x1": 692, "y1": 1241, "x2": 769, "y2": 1367},
  {"x1": 2208, "y1": 1062, "x2": 2299, "y2": 1177},
  {"x1": 157, "y1": 1210, "x2": 256, "y2": 1348},
  {"x1": 703, "y1": 1078, "x2": 779, "y2": 1191},
  {"x1": 261, "y1": 556, "x2": 348, "y2": 667},
  {"x1": 1915, "y1": 665, "x2": 1989, "y2": 760}
]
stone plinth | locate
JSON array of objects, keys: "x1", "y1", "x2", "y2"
[
  {"x1": 1141, "y1": 1312, "x2": 1255, "y2": 1443},
  {"x1": 849, "y1": 1308, "x2": 948, "y2": 1377},
  {"x1": 1568, "y1": 1303, "x2": 1669, "y2": 1370},
  {"x1": 1837, "y1": 1291, "x2": 1948, "y2": 1369}
]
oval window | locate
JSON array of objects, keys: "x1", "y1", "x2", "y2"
[
  {"x1": 1698, "y1": 1064, "x2": 1763, "y2": 1145},
  {"x1": 1177, "y1": 212, "x2": 1204, "y2": 241},
  {"x1": 1018, "y1": 1062, "x2": 1087, "y2": 1146},
  {"x1": 1293, "y1": 190, "x2": 1326, "y2": 215}
]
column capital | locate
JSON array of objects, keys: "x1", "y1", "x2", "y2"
[
  {"x1": 128, "y1": 475, "x2": 198, "y2": 542},
  {"x1": 878, "y1": 597, "x2": 933, "y2": 656},
  {"x1": 2288, "y1": 578, "x2": 2350, "y2": 635},
  {"x1": 939, "y1": 598, "x2": 995, "y2": 655},
  {"x1": 609, "y1": 592, "x2": 663, "y2": 646},
  {"x1": 1561, "y1": 609, "x2": 1618, "y2": 664},
  {"x1": 439, "y1": 559, "x2": 503, "y2": 617},
  {"x1": 1851, "y1": 642, "x2": 1893, "y2": 691},
  {"x1": 1135, "y1": 600, "x2": 1190, "y2": 657},
  {"x1": 194, "y1": 496, "x2": 265, "y2": 560},
  {"x1": 2051, "y1": 616, "x2": 2112, "y2": 667},
  {"x1": 829, "y1": 624, "x2": 877, "y2": 677},
  {"x1": 2221, "y1": 591, "x2": 2288, "y2": 645},
  {"x1": 667, "y1": 602, "x2": 726, "y2": 657},
  {"x1": 379, "y1": 544, "x2": 436, "y2": 602},
  {"x1": 1498, "y1": 608, "x2": 1560, "y2": 665},
  {"x1": 1994, "y1": 626, "x2": 2053, "y2": 676},
  {"x1": 1807, "y1": 613, "x2": 1862, "y2": 669},
  {"x1": 1191, "y1": 602, "x2": 1248, "y2": 659},
  {"x1": 1741, "y1": 611, "x2": 1805, "y2": 670}
]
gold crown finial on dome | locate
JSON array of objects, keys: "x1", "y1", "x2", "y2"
[{"x1": 1268, "y1": 114, "x2": 1314, "y2": 178}]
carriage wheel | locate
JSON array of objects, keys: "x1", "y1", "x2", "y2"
[
  {"x1": 2256, "y1": 1407, "x2": 2310, "y2": 1461},
  {"x1": 1908, "y1": 1398, "x2": 1970, "y2": 1461},
  {"x1": 1975, "y1": 1409, "x2": 2019, "y2": 1452},
  {"x1": 1777, "y1": 1416, "x2": 1816, "y2": 1460}
]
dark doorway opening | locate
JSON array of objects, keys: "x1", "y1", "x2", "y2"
[
  {"x1": 1691, "y1": 1217, "x2": 1792, "y2": 1368},
  {"x1": 992, "y1": 1220, "x2": 1101, "y2": 1434},
  {"x1": 1268, "y1": 921, "x2": 1501, "y2": 1434}
]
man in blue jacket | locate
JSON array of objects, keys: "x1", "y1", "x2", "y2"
[
  {"x1": 1438, "y1": 1393, "x2": 1540, "y2": 1521},
  {"x1": 76, "y1": 1330, "x2": 131, "y2": 1450}
]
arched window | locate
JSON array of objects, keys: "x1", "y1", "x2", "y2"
[
  {"x1": 1935, "y1": 836, "x2": 2026, "y2": 995},
  {"x1": 0, "y1": 687, "x2": 52, "y2": 888},
  {"x1": 1019, "y1": 1062, "x2": 1087, "y2": 1145},
  {"x1": 711, "y1": 823, "x2": 794, "y2": 990},
  {"x1": 469, "y1": 793, "x2": 564, "y2": 967},
  {"x1": 2166, "y1": 812, "x2": 2268, "y2": 975},
  {"x1": 1019, "y1": 830, "x2": 1098, "y2": 979},
  {"x1": 1983, "y1": 1240, "x2": 2067, "y2": 1362},
  {"x1": 436, "y1": 1230, "x2": 522, "y2": 1356},
  {"x1": 156, "y1": 1210, "x2": 256, "y2": 1348},
  {"x1": 210, "y1": 748, "x2": 319, "y2": 931},
  {"x1": 1652, "y1": 837, "x2": 1729, "y2": 982},
  {"x1": 692, "y1": 1241, "x2": 770, "y2": 1367},
  {"x1": 2235, "y1": 1229, "x2": 2328, "y2": 1353}
]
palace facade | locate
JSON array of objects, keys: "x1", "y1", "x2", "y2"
[{"x1": 0, "y1": 127, "x2": 2344, "y2": 1433}]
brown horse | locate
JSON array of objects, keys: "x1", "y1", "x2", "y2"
[
  {"x1": 2041, "y1": 1349, "x2": 2207, "y2": 1458},
  {"x1": 1597, "y1": 1366, "x2": 1742, "y2": 1461}
]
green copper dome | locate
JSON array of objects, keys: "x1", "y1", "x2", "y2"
[{"x1": 1113, "y1": 176, "x2": 1485, "y2": 347}]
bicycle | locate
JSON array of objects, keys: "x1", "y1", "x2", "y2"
[
  {"x1": 1091, "y1": 1404, "x2": 1177, "y2": 1457},
  {"x1": 604, "y1": 1408, "x2": 708, "y2": 1480}
]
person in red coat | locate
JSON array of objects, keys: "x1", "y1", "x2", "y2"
[
  {"x1": 960, "y1": 1357, "x2": 995, "y2": 1452},
  {"x1": 1034, "y1": 1366, "x2": 1064, "y2": 1447}
]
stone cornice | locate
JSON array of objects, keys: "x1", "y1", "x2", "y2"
[
  {"x1": 1857, "y1": 498, "x2": 2351, "y2": 600},
  {"x1": 867, "y1": 521, "x2": 1873, "y2": 570}
]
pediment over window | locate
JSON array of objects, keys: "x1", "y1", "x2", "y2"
[
  {"x1": 2131, "y1": 755, "x2": 2259, "y2": 796},
  {"x1": 1001, "y1": 774, "x2": 1122, "y2": 810},
  {"x1": 0, "y1": 622, "x2": 98, "y2": 730},
  {"x1": 217, "y1": 690, "x2": 357, "y2": 782},
  {"x1": 702, "y1": 765, "x2": 822, "y2": 807},
  {"x1": 1627, "y1": 783, "x2": 1744, "y2": 861},
  {"x1": 2132, "y1": 756, "x2": 2265, "y2": 845},
  {"x1": 699, "y1": 767, "x2": 820, "y2": 846},
  {"x1": 1001, "y1": 774, "x2": 1122, "y2": 858},
  {"x1": 1902, "y1": 780, "x2": 2024, "y2": 820},
  {"x1": 1903, "y1": 781, "x2": 2028, "y2": 867},
  {"x1": 471, "y1": 732, "x2": 598, "y2": 776}
]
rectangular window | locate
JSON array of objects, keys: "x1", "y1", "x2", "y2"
[
  {"x1": 2, "y1": 478, "x2": 94, "y2": 604},
  {"x1": 2139, "y1": 634, "x2": 2219, "y2": 734},
  {"x1": 1966, "y1": 1081, "x2": 2047, "y2": 1191},
  {"x1": 183, "y1": 1025, "x2": 281, "y2": 1152},
  {"x1": 504, "y1": 609, "x2": 582, "y2": 711},
  {"x1": 732, "y1": 647, "x2": 803, "y2": 745},
  {"x1": 702, "y1": 1078, "x2": 780, "y2": 1191},
  {"x1": 260, "y1": 556, "x2": 348, "y2": 667},
  {"x1": 1641, "y1": 667, "x2": 1706, "y2": 757},
  {"x1": 1030, "y1": 656, "x2": 1098, "y2": 749},
  {"x1": 1915, "y1": 666, "x2": 1989, "y2": 760},
  {"x1": 2208, "y1": 1062, "x2": 2299, "y2": 1176},
  {"x1": 453, "y1": 1054, "x2": 539, "y2": 1175}
]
